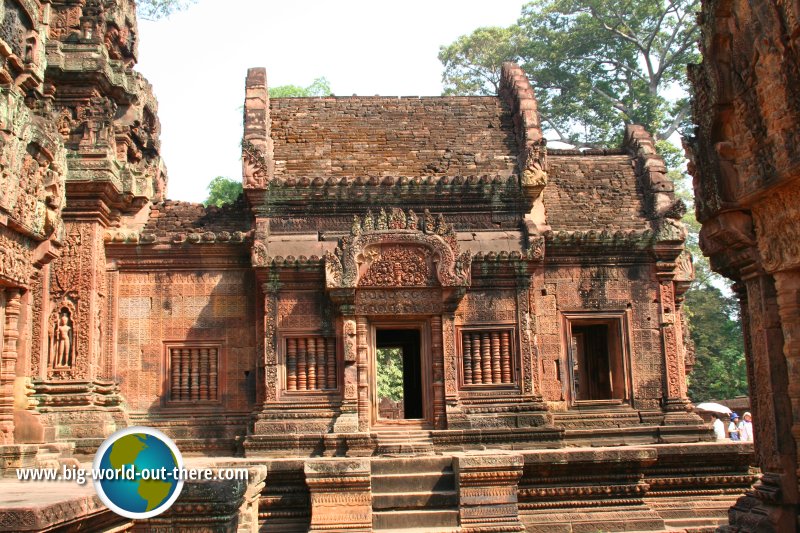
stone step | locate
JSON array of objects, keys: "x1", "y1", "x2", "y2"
[
  {"x1": 373, "y1": 489, "x2": 458, "y2": 510},
  {"x1": 664, "y1": 517, "x2": 727, "y2": 528},
  {"x1": 372, "y1": 471, "x2": 455, "y2": 493},
  {"x1": 373, "y1": 527, "x2": 461, "y2": 533},
  {"x1": 374, "y1": 442, "x2": 435, "y2": 455},
  {"x1": 371, "y1": 456, "x2": 453, "y2": 476},
  {"x1": 372, "y1": 509, "x2": 459, "y2": 531}
]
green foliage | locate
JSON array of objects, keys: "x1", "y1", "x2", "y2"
[
  {"x1": 376, "y1": 348, "x2": 404, "y2": 402},
  {"x1": 439, "y1": 27, "x2": 525, "y2": 95},
  {"x1": 669, "y1": 163, "x2": 748, "y2": 402},
  {"x1": 137, "y1": 0, "x2": 196, "y2": 20},
  {"x1": 440, "y1": 0, "x2": 699, "y2": 146},
  {"x1": 685, "y1": 284, "x2": 748, "y2": 402},
  {"x1": 204, "y1": 176, "x2": 242, "y2": 207},
  {"x1": 270, "y1": 77, "x2": 332, "y2": 98}
]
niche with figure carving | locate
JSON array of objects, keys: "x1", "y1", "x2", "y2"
[{"x1": 48, "y1": 306, "x2": 74, "y2": 370}]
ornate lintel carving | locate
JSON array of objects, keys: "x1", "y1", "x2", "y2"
[{"x1": 324, "y1": 208, "x2": 472, "y2": 291}]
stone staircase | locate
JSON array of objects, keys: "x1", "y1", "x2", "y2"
[
  {"x1": 373, "y1": 428, "x2": 434, "y2": 455},
  {"x1": 371, "y1": 455, "x2": 459, "y2": 532}
]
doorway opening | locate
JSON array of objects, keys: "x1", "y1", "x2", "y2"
[
  {"x1": 568, "y1": 318, "x2": 627, "y2": 402},
  {"x1": 376, "y1": 329, "x2": 423, "y2": 420}
]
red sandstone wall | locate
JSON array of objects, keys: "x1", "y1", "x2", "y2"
[
  {"x1": 115, "y1": 270, "x2": 257, "y2": 413},
  {"x1": 270, "y1": 97, "x2": 518, "y2": 178},
  {"x1": 534, "y1": 263, "x2": 663, "y2": 409}
]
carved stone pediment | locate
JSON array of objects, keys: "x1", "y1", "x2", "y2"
[{"x1": 324, "y1": 208, "x2": 471, "y2": 290}]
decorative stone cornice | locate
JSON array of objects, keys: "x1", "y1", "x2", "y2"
[
  {"x1": 260, "y1": 173, "x2": 517, "y2": 188},
  {"x1": 104, "y1": 228, "x2": 250, "y2": 245}
]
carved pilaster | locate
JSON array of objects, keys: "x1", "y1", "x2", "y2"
[
  {"x1": 0, "y1": 289, "x2": 22, "y2": 444},
  {"x1": 333, "y1": 316, "x2": 359, "y2": 434},
  {"x1": 356, "y1": 317, "x2": 369, "y2": 432},
  {"x1": 262, "y1": 283, "x2": 279, "y2": 404},
  {"x1": 773, "y1": 270, "x2": 800, "y2": 481},
  {"x1": 454, "y1": 452, "x2": 525, "y2": 532},
  {"x1": 431, "y1": 315, "x2": 445, "y2": 429},
  {"x1": 304, "y1": 459, "x2": 372, "y2": 532},
  {"x1": 516, "y1": 281, "x2": 539, "y2": 398},
  {"x1": 722, "y1": 272, "x2": 800, "y2": 532}
]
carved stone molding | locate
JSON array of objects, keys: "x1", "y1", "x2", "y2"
[{"x1": 324, "y1": 208, "x2": 471, "y2": 291}]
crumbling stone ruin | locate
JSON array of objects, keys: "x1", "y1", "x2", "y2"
[{"x1": 0, "y1": 0, "x2": 775, "y2": 531}]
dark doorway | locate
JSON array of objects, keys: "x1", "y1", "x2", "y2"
[
  {"x1": 570, "y1": 320, "x2": 625, "y2": 401},
  {"x1": 376, "y1": 329, "x2": 423, "y2": 420}
]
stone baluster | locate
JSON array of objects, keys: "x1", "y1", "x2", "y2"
[
  {"x1": 471, "y1": 333, "x2": 482, "y2": 384},
  {"x1": 501, "y1": 331, "x2": 512, "y2": 383},
  {"x1": 325, "y1": 338, "x2": 336, "y2": 389},
  {"x1": 481, "y1": 333, "x2": 492, "y2": 384},
  {"x1": 307, "y1": 338, "x2": 317, "y2": 390},
  {"x1": 297, "y1": 338, "x2": 307, "y2": 391},
  {"x1": 170, "y1": 348, "x2": 180, "y2": 401},
  {"x1": 286, "y1": 338, "x2": 297, "y2": 390},
  {"x1": 190, "y1": 348, "x2": 200, "y2": 401},
  {"x1": 490, "y1": 331, "x2": 501, "y2": 383},
  {"x1": 463, "y1": 333, "x2": 473, "y2": 385},
  {"x1": 209, "y1": 348, "x2": 218, "y2": 400},
  {"x1": 179, "y1": 348, "x2": 190, "y2": 401},
  {"x1": 199, "y1": 348, "x2": 209, "y2": 400}
]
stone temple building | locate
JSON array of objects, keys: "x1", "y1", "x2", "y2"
[{"x1": 0, "y1": 0, "x2": 769, "y2": 531}]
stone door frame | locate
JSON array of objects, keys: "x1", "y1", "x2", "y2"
[{"x1": 367, "y1": 318, "x2": 433, "y2": 429}]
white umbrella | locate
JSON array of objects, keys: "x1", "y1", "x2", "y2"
[{"x1": 695, "y1": 402, "x2": 732, "y2": 415}]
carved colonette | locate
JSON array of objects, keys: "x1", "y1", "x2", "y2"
[{"x1": 687, "y1": 0, "x2": 800, "y2": 529}]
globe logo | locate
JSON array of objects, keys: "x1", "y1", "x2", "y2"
[{"x1": 92, "y1": 427, "x2": 184, "y2": 519}]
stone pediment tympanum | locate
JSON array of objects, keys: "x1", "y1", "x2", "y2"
[{"x1": 324, "y1": 208, "x2": 471, "y2": 291}]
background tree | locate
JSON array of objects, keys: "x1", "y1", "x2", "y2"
[
  {"x1": 672, "y1": 170, "x2": 748, "y2": 401},
  {"x1": 136, "y1": 0, "x2": 197, "y2": 21},
  {"x1": 204, "y1": 176, "x2": 242, "y2": 207},
  {"x1": 270, "y1": 77, "x2": 332, "y2": 98},
  {"x1": 376, "y1": 348, "x2": 404, "y2": 403},
  {"x1": 439, "y1": 0, "x2": 699, "y2": 146}
]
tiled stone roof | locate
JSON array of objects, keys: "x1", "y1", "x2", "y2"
[
  {"x1": 269, "y1": 96, "x2": 519, "y2": 178},
  {"x1": 138, "y1": 196, "x2": 252, "y2": 242},
  {"x1": 544, "y1": 153, "x2": 650, "y2": 232}
]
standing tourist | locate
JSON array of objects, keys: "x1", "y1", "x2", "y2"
[
  {"x1": 728, "y1": 413, "x2": 741, "y2": 441},
  {"x1": 740, "y1": 412, "x2": 754, "y2": 442},
  {"x1": 713, "y1": 414, "x2": 727, "y2": 441}
]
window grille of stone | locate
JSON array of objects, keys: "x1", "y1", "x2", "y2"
[
  {"x1": 168, "y1": 347, "x2": 219, "y2": 402},
  {"x1": 461, "y1": 330, "x2": 514, "y2": 385},
  {"x1": 285, "y1": 337, "x2": 337, "y2": 391}
]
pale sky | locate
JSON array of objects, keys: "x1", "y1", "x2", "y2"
[{"x1": 137, "y1": 0, "x2": 527, "y2": 202}]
